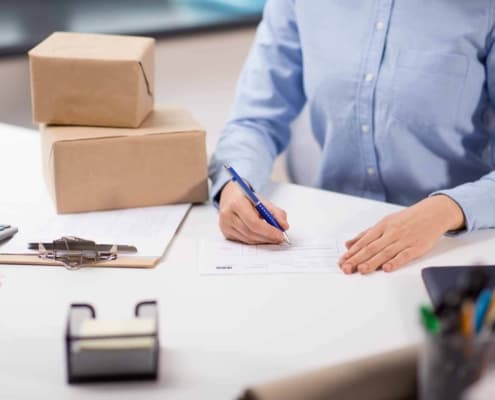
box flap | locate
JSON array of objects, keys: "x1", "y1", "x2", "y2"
[
  {"x1": 29, "y1": 32, "x2": 155, "y2": 62},
  {"x1": 43, "y1": 106, "x2": 204, "y2": 142}
]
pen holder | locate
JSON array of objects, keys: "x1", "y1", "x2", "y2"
[
  {"x1": 418, "y1": 334, "x2": 495, "y2": 400},
  {"x1": 65, "y1": 300, "x2": 159, "y2": 383}
]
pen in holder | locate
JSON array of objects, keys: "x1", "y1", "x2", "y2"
[
  {"x1": 418, "y1": 334, "x2": 495, "y2": 400},
  {"x1": 418, "y1": 268, "x2": 495, "y2": 400},
  {"x1": 65, "y1": 300, "x2": 159, "y2": 383}
]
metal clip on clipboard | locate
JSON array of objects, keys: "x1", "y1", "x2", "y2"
[{"x1": 28, "y1": 236, "x2": 138, "y2": 270}]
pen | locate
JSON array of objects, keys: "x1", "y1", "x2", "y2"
[
  {"x1": 460, "y1": 300, "x2": 475, "y2": 339},
  {"x1": 482, "y1": 290, "x2": 495, "y2": 330},
  {"x1": 223, "y1": 164, "x2": 290, "y2": 245},
  {"x1": 420, "y1": 305, "x2": 441, "y2": 335},
  {"x1": 474, "y1": 288, "x2": 492, "y2": 334}
]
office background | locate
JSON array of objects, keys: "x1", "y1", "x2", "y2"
[{"x1": 0, "y1": 0, "x2": 316, "y2": 183}]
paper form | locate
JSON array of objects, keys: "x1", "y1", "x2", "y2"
[
  {"x1": 199, "y1": 236, "x2": 346, "y2": 275},
  {"x1": 1, "y1": 204, "x2": 191, "y2": 257}
]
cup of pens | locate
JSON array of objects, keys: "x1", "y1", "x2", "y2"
[{"x1": 419, "y1": 269, "x2": 495, "y2": 400}]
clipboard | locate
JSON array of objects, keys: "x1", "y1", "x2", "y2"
[
  {"x1": 0, "y1": 254, "x2": 160, "y2": 269},
  {"x1": 0, "y1": 203, "x2": 191, "y2": 270},
  {"x1": 0, "y1": 236, "x2": 163, "y2": 269}
]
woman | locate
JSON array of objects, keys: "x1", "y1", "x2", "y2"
[{"x1": 209, "y1": 0, "x2": 495, "y2": 274}]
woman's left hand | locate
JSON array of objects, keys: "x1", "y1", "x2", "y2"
[{"x1": 338, "y1": 195, "x2": 465, "y2": 274}]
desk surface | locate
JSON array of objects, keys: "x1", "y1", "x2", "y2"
[{"x1": 1, "y1": 123, "x2": 495, "y2": 399}]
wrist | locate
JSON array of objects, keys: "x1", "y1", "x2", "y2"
[
  {"x1": 216, "y1": 181, "x2": 234, "y2": 206},
  {"x1": 434, "y1": 195, "x2": 466, "y2": 232}
]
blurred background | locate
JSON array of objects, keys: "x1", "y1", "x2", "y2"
[
  {"x1": 0, "y1": 0, "x2": 266, "y2": 56},
  {"x1": 0, "y1": 0, "x2": 319, "y2": 184}
]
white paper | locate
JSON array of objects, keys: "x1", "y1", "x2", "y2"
[
  {"x1": 1, "y1": 204, "x2": 191, "y2": 257},
  {"x1": 199, "y1": 235, "x2": 345, "y2": 275}
]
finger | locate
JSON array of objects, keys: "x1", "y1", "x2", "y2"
[
  {"x1": 223, "y1": 226, "x2": 253, "y2": 244},
  {"x1": 232, "y1": 205, "x2": 284, "y2": 244},
  {"x1": 345, "y1": 229, "x2": 368, "y2": 250},
  {"x1": 263, "y1": 200, "x2": 289, "y2": 231},
  {"x1": 341, "y1": 225, "x2": 385, "y2": 262},
  {"x1": 340, "y1": 234, "x2": 394, "y2": 274},
  {"x1": 244, "y1": 214, "x2": 284, "y2": 243},
  {"x1": 382, "y1": 247, "x2": 416, "y2": 272},
  {"x1": 219, "y1": 211, "x2": 252, "y2": 244},
  {"x1": 356, "y1": 242, "x2": 404, "y2": 275},
  {"x1": 230, "y1": 214, "x2": 259, "y2": 243},
  {"x1": 222, "y1": 213, "x2": 271, "y2": 245},
  {"x1": 231, "y1": 213, "x2": 281, "y2": 244}
]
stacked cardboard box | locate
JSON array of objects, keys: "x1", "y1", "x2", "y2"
[{"x1": 29, "y1": 32, "x2": 208, "y2": 213}]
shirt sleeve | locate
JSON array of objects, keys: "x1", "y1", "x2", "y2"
[
  {"x1": 430, "y1": 21, "x2": 495, "y2": 233},
  {"x1": 208, "y1": 0, "x2": 306, "y2": 205}
]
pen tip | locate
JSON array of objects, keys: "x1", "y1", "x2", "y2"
[{"x1": 283, "y1": 232, "x2": 291, "y2": 245}]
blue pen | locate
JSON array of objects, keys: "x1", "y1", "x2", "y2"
[
  {"x1": 224, "y1": 164, "x2": 290, "y2": 244},
  {"x1": 474, "y1": 288, "x2": 492, "y2": 334}
]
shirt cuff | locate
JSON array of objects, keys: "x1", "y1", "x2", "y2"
[
  {"x1": 210, "y1": 168, "x2": 232, "y2": 209},
  {"x1": 209, "y1": 161, "x2": 269, "y2": 209},
  {"x1": 429, "y1": 188, "x2": 476, "y2": 236}
]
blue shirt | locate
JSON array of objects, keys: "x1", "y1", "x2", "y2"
[{"x1": 209, "y1": 0, "x2": 495, "y2": 232}]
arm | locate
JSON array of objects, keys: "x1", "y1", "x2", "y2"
[
  {"x1": 209, "y1": 0, "x2": 306, "y2": 244},
  {"x1": 338, "y1": 27, "x2": 495, "y2": 275},
  {"x1": 209, "y1": 0, "x2": 306, "y2": 201},
  {"x1": 429, "y1": 33, "x2": 495, "y2": 232}
]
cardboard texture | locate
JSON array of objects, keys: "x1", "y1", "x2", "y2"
[
  {"x1": 42, "y1": 106, "x2": 209, "y2": 213},
  {"x1": 29, "y1": 32, "x2": 155, "y2": 128}
]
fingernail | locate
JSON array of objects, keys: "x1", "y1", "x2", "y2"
[
  {"x1": 382, "y1": 263, "x2": 392, "y2": 272},
  {"x1": 358, "y1": 263, "x2": 369, "y2": 274},
  {"x1": 343, "y1": 263, "x2": 353, "y2": 274}
]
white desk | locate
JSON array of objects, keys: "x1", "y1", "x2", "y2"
[{"x1": 1, "y1": 123, "x2": 495, "y2": 399}]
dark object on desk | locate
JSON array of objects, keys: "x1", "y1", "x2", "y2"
[
  {"x1": 0, "y1": 224, "x2": 18, "y2": 242},
  {"x1": 419, "y1": 267, "x2": 495, "y2": 400},
  {"x1": 422, "y1": 266, "x2": 495, "y2": 308},
  {"x1": 66, "y1": 300, "x2": 159, "y2": 384}
]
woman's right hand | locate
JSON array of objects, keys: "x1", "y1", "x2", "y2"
[{"x1": 218, "y1": 181, "x2": 289, "y2": 245}]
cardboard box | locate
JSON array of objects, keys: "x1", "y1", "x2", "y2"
[
  {"x1": 29, "y1": 32, "x2": 154, "y2": 128},
  {"x1": 42, "y1": 106, "x2": 209, "y2": 213}
]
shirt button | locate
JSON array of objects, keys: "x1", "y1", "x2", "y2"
[
  {"x1": 365, "y1": 73, "x2": 374, "y2": 83},
  {"x1": 367, "y1": 167, "x2": 375, "y2": 176},
  {"x1": 361, "y1": 124, "x2": 370, "y2": 133},
  {"x1": 376, "y1": 21, "x2": 385, "y2": 30}
]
